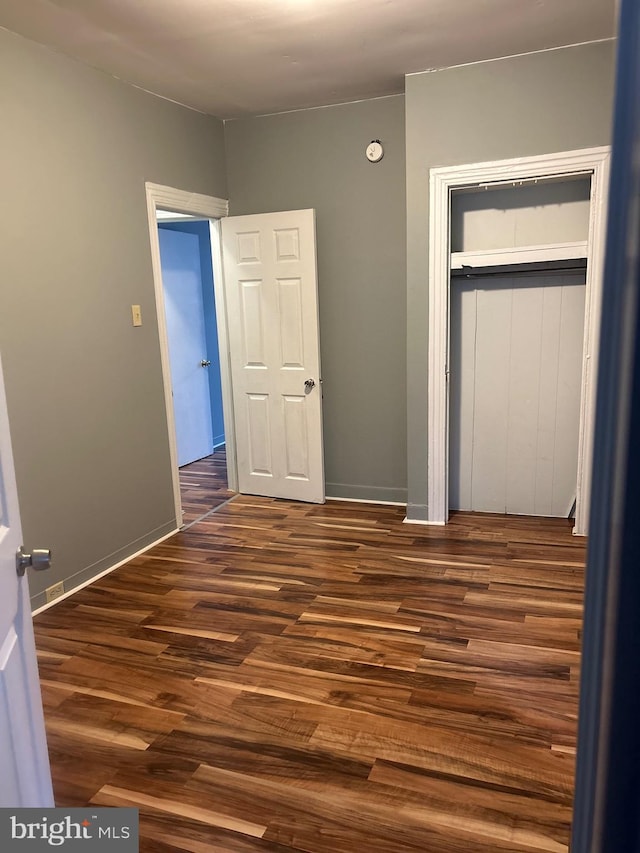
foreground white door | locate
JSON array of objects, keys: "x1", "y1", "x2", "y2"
[
  {"x1": 0, "y1": 356, "x2": 54, "y2": 807},
  {"x1": 221, "y1": 210, "x2": 324, "y2": 502},
  {"x1": 158, "y1": 226, "x2": 214, "y2": 467}
]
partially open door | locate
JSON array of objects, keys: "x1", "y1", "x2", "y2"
[
  {"x1": 221, "y1": 209, "x2": 324, "y2": 502},
  {"x1": 0, "y1": 355, "x2": 54, "y2": 807}
]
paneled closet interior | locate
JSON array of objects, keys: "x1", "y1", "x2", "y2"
[{"x1": 448, "y1": 176, "x2": 591, "y2": 517}]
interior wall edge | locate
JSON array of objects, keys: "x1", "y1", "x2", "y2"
[{"x1": 405, "y1": 502, "x2": 430, "y2": 522}]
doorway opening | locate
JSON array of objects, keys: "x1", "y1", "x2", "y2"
[
  {"x1": 448, "y1": 176, "x2": 589, "y2": 519},
  {"x1": 156, "y1": 213, "x2": 234, "y2": 525},
  {"x1": 145, "y1": 183, "x2": 238, "y2": 529}
]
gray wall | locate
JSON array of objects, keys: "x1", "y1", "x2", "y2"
[
  {"x1": 225, "y1": 96, "x2": 407, "y2": 502},
  {"x1": 405, "y1": 40, "x2": 616, "y2": 520},
  {"x1": 0, "y1": 29, "x2": 227, "y2": 607}
]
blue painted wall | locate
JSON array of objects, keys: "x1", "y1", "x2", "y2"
[{"x1": 158, "y1": 220, "x2": 225, "y2": 447}]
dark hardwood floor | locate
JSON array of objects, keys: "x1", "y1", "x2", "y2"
[
  {"x1": 33, "y1": 498, "x2": 585, "y2": 852},
  {"x1": 179, "y1": 447, "x2": 235, "y2": 526}
]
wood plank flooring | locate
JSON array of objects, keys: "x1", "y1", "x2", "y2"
[
  {"x1": 179, "y1": 448, "x2": 234, "y2": 526},
  {"x1": 33, "y1": 498, "x2": 585, "y2": 852}
]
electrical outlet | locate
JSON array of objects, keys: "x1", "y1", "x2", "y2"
[
  {"x1": 45, "y1": 581, "x2": 65, "y2": 604},
  {"x1": 131, "y1": 304, "x2": 142, "y2": 326}
]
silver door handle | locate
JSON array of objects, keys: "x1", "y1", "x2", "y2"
[
  {"x1": 200, "y1": 360, "x2": 211, "y2": 367},
  {"x1": 16, "y1": 546, "x2": 52, "y2": 577},
  {"x1": 304, "y1": 378, "x2": 315, "y2": 390}
]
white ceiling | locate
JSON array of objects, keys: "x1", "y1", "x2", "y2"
[{"x1": 0, "y1": 0, "x2": 616, "y2": 119}]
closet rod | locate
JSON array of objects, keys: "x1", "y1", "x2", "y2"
[{"x1": 450, "y1": 258, "x2": 587, "y2": 280}]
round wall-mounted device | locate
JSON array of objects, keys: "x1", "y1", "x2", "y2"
[{"x1": 366, "y1": 140, "x2": 384, "y2": 163}]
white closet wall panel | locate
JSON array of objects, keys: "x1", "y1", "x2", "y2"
[
  {"x1": 553, "y1": 283, "x2": 587, "y2": 515},
  {"x1": 505, "y1": 284, "x2": 545, "y2": 515},
  {"x1": 449, "y1": 286, "x2": 476, "y2": 510},
  {"x1": 450, "y1": 178, "x2": 591, "y2": 252},
  {"x1": 469, "y1": 285, "x2": 512, "y2": 513},
  {"x1": 532, "y1": 285, "x2": 563, "y2": 515},
  {"x1": 450, "y1": 273, "x2": 586, "y2": 516}
]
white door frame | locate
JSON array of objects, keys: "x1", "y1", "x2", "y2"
[
  {"x1": 145, "y1": 182, "x2": 237, "y2": 526},
  {"x1": 427, "y1": 146, "x2": 611, "y2": 535}
]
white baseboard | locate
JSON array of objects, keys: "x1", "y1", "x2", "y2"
[
  {"x1": 31, "y1": 527, "x2": 179, "y2": 616},
  {"x1": 325, "y1": 482, "x2": 407, "y2": 504},
  {"x1": 328, "y1": 496, "x2": 406, "y2": 507}
]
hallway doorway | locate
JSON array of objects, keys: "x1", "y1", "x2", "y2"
[
  {"x1": 157, "y1": 211, "x2": 231, "y2": 525},
  {"x1": 179, "y1": 446, "x2": 234, "y2": 526}
]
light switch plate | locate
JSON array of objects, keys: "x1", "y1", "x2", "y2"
[{"x1": 131, "y1": 305, "x2": 142, "y2": 326}]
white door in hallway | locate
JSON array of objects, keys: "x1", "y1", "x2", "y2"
[
  {"x1": 221, "y1": 210, "x2": 324, "y2": 502},
  {"x1": 0, "y1": 355, "x2": 54, "y2": 806}
]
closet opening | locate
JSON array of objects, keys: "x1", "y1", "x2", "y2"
[
  {"x1": 448, "y1": 176, "x2": 590, "y2": 520},
  {"x1": 426, "y1": 147, "x2": 611, "y2": 533}
]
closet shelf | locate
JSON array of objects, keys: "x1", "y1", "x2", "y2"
[{"x1": 450, "y1": 240, "x2": 588, "y2": 271}]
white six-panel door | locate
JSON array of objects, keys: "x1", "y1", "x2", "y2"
[
  {"x1": 221, "y1": 210, "x2": 324, "y2": 503},
  {"x1": 0, "y1": 355, "x2": 54, "y2": 807}
]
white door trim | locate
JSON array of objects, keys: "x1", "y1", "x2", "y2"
[
  {"x1": 427, "y1": 146, "x2": 611, "y2": 535},
  {"x1": 145, "y1": 182, "x2": 236, "y2": 527}
]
